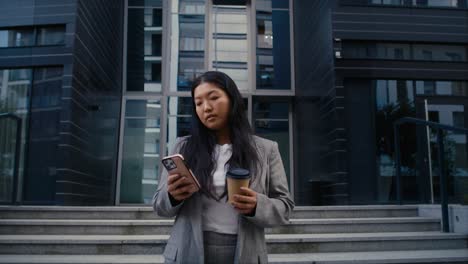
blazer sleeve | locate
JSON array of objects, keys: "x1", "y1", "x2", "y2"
[
  {"x1": 244, "y1": 141, "x2": 295, "y2": 227},
  {"x1": 152, "y1": 137, "x2": 186, "y2": 217}
]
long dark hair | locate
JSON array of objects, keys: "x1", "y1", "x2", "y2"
[{"x1": 180, "y1": 71, "x2": 260, "y2": 200}]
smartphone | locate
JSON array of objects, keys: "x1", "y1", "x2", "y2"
[{"x1": 161, "y1": 154, "x2": 201, "y2": 192}]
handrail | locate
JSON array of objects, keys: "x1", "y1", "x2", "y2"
[
  {"x1": 393, "y1": 117, "x2": 468, "y2": 233},
  {"x1": 0, "y1": 113, "x2": 22, "y2": 204}
]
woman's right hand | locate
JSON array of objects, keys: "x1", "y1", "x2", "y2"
[{"x1": 167, "y1": 173, "x2": 198, "y2": 202}]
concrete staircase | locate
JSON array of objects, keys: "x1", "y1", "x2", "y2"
[{"x1": 0, "y1": 205, "x2": 467, "y2": 264}]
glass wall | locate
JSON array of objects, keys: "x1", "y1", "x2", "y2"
[
  {"x1": 0, "y1": 69, "x2": 31, "y2": 203},
  {"x1": 368, "y1": 0, "x2": 467, "y2": 8},
  {"x1": 211, "y1": 4, "x2": 249, "y2": 91},
  {"x1": 255, "y1": 0, "x2": 291, "y2": 90},
  {"x1": 253, "y1": 98, "x2": 291, "y2": 186},
  {"x1": 127, "y1": 1, "x2": 163, "y2": 92},
  {"x1": 172, "y1": 0, "x2": 206, "y2": 91},
  {"x1": 0, "y1": 25, "x2": 65, "y2": 48},
  {"x1": 338, "y1": 0, "x2": 468, "y2": 8},
  {"x1": 375, "y1": 80, "x2": 416, "y2": 203},
  {"x1": 23, "y1": 68, "x2": 63, "y2": 203},
  {"x1": 342, "y1": 41, "x2": 468, "y2": 62},
  {"x1": 122, "y1": 0, "x2": 293, "y2": 204},
  {"x1": 0, "y1": 67, "x2": 63, "y2": 204},
  {"x1": 120, "y1": 99, "x2": 162, "y2": 204},
  {"x1": 166, "y1": 96, "x2": 192, "y2": 154},
  {"x1": 375, "y1": 79, "x2": 468, "y2": 204}
]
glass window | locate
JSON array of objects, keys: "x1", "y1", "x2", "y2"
[
  {"x1": 256, "y1": 2, "x2": 291, "y2": 90},
  {"x1": 143, "y1": 61, "x2": 162, "y2": 92},
  {"x1": 0, "y1": 30, "x2": 8, "y2": 47},
  {"x1": 177, "y1": 15, "x2": 205, "y2": 91},
  {"x1": 212, "y1": 5, "x2": 248, "y2": 91},
  {"x1": 36, "y1": 25, "x2": 65, "y2": 46},
  {"x1": 144, "y1": 61, "x2": 162, "y2": 82},
  {"x1": 453, "y1": 111, "x2": 464, "y2": 128},
  {"x1": 179, "y1": 0, "x2": 205, "y2": 14},
  {"x1": 128, "y1": 0, "x2": 163, "y2": 7},
  {"x1": 343, "y1": 41, "x2": 467, "y2": 62},
  {"x1": 383, "y1": 0, "x2": 403, "y2": 4},
  {"x1": 0, "y1": 25, "x2": 65, "y2": 48},
  {"x1": 0, "y1": 27, "x2": 34, "y2": 47},
  {"x1": 414, "y1": 44, "x2": 466, "y2": 62},
  {"x1": 425, "y1": 0, "x2": 459, "y2": 8},
  {"x1": 144, "y1": 8, "x2": 162, "y2": 27},
  {"x1": 120, "y1": 99, "x2": 162, "y2": 204},
  {"x1": 127, "y1": 7, "x2": 164, "y2": 92},
  {"x1": 144, "y1": 31, "x2": 162, "y2": 56},
  {"x1": 365, "y1": 0, "x2": 466, "y2": 8},
  {"x1": 416, "y1": 81, "x2": 468, "y2": 96},
  {"x1": 452, "y1": 82, "x2": 468, "y2": 96}
]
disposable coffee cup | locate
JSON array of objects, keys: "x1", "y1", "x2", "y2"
[{"x1": 226, "y1": 168, "x2": 250, "y2": 204}]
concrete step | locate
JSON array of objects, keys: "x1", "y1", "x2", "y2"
[
  {"x1": 0, "y1": 217, "x2": 441, "y2": 235},
  {"x1": 268, "y1": 217, "x2": 440, "y2": 234},
  {"x1": 291, "y1": 205, "x2": 418, "y2": 219},
  {"x1": 268, "y1": 249, "x2": 468, "y2": 263},
  {"x1": 0, "y1": 205, "x2": 419, "y2": 220},
  {"x1": 0, "y1": 232, "x2": 465, "y2": 255},
  {"x1": 0, "y1": 249, "x2": 467, "y2": 263}
]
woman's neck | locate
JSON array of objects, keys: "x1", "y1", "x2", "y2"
[{"x1": 215, "y1": 128, "x2": 231, "y2": 145}]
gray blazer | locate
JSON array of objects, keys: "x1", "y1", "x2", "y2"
[{"x1": 153, "y1": 135, "x2": 295, "y2": 264}]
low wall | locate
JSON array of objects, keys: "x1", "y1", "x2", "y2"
[{"x1": 419, "y1": 204, "x2": 468, "y2": 234}]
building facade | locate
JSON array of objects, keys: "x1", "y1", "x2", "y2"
[{"x1": 0, "y1": 0, "x2": 467, "y2": 206}]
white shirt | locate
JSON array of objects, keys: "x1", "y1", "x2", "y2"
[{"x1": 201, "y1": 144, "x2": 239, "y2": 234}]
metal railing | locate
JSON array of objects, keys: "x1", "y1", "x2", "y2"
[
  {"x1": 393, "y1": 117, "x2": 468, "y2": 232},
  {"x1": 0, "y1": 113, "x2": 22, "y2": 204}
]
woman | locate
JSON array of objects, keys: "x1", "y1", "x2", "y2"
[{"x1": 153, "y1": 71, "x2": 294, "y2": 264}]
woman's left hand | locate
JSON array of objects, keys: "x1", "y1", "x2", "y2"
[{"x1": 231, "y1": 187, "x2": 257, "y2": 216}]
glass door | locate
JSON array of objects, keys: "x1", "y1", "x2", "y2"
[
  {"x1": 415, "y1": 95, "x2": 468, "y2": 204},
  {"x1": 0, "y1": 69, "x2": 32, "y2": 204},
  {"x1": 119, "y1": 98, "x2": 163, "y2": 204}
]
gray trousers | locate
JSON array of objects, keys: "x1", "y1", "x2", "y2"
[{"x1": 203, "y1": 231, "x2": 238, "y2": 264}]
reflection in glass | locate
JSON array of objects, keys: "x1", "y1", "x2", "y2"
[
  {"x1": 369, "y1": 0, "x2": 465, "y2": 8},
  {"x1": 0, "y1": 26, "x2": 65, "y2": 48},
  {"x1": 127, "y1": 5, "x2": 163, "y2": 92},
  {"x1": 121, "y1": 100, "x2": 162, "y2": 204},
  {"x1": 426, "y1": 104, "x2": 467, "y2": 204},
  {"x1": 23, "y1": 67, "x2": 63, "y2": 203},
  {"x1": 375, "y1": 80, "x2": 417, "y2": 203},
  {"x1": 144, "y1": 61, "x2": 162, "y2": 83},
  {"x1": 211, "y1": 5, "x2": 248, "y2": 90},
  {"x1": 0, "y1": 69, "x2": 32, "y2": 203},
  {"x1": 0, "y1": 69, "x2": 32, "y2": 202},
  {"x1": 416, "y1": 81, "x2": 468, "y2": 96},
  {"x1": 256, "y1": 1, "x2": 291, "y2": 90},
  {"x1": 166, "y1": 97, "x2": 192, "y2": 154},
  {"x1": 253, "y1": 99, "x2": 290, "y2": 186},
  {"x1": 36, "y1": 26, "x2": 65, "y2": 46},
  {"x1": 0, "y1": 28, "x2": 34, "y2": 47},
  {"x1": 128, "y1": 0, "x2": 163, "y2": 6},
  {"x1": 178, "y1": 15, "x2": 205, "y2": 91},
  {"x1": 179, "y1": 0, "x2": 205, "y2": 14},
  {"x1": 375, "y1": 79, "x2": 468, "y2": 204},
  {"x1": 145, "y1": 32, "x2": 162, "y2": 56},
  {"x1": 144, "y1": 8, "x2": 162, "y2": 27},
  {"x1": 343, "y1": 41, "x2": 467, "y2": 62}
]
